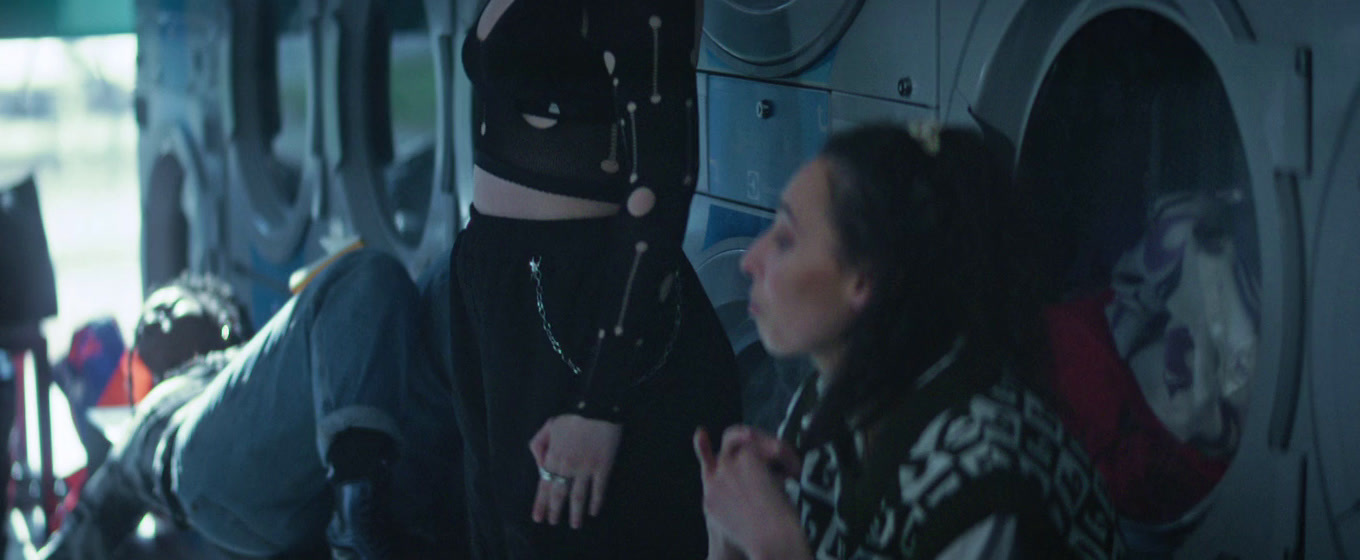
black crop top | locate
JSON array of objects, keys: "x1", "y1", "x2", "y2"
[{"x1": 463, "y1": 0, "x2": 700, "y2": 422}]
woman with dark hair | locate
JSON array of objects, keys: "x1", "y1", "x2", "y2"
[
  {"x1": 451, "y1": 0, "x2": 741, "y2": 558},
  {"x1": 694, "y1": 123, "x2": 1126, "y2": 559}
]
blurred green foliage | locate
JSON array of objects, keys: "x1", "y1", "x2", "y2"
[
  {"x1": 389, "y1": 50, "x2": 437, "y2": 132},
  {"x1": 271, "y1": 47, "x2": 436, "y2": 137}
]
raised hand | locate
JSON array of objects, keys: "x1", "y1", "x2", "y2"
[{"x1": 693, "y1": 426, "x2": 810, "y2": 560}]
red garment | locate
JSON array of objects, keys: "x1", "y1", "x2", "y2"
[
  {"x1": 1043, "y1": 291, "x2": 1228, "y2": 524},
  {"x1": 93, "y1": 351, "x2": 154, "y2": 407}
]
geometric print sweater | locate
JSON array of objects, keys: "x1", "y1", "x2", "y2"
[{"x1": 778, "y1": 358, "x2": 1128, "y2": 559}]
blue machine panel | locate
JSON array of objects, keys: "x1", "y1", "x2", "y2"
[
  {"x1": 704, "y1": 203, "x2": 771, "y2": 251},
  {"x1": 705, "y1": 76, "x2": 830, "y2": 210},
  {"x1": 682, "y1": 193, "x2": 772, "y2": 266}
]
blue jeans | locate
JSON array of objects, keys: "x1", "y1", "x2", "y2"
[{"x1": 165, "y1": 249, "x2": 462, "y2": 555}]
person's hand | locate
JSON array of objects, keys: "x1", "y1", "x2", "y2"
[
  {"x1": 694, "y1": 427, "x2": 746, "y2": 560},
  {"x1": 693, "y1": 426, "x2": 809, "y2": 560},
  {"x1": 704, "y1": 511, "x2": 746, "y2": 560},
  {"x1": 528, "y1": 414, "x2": 623, "y2": 529},
  {"x1": 700, "y1": 466, "x2": 748, "y2": 560}
]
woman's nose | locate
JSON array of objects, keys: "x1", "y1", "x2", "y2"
[{"x1": 740, "y1": 239, "x2": 759, "y2": 279}]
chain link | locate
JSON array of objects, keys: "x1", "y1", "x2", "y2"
[
  {"x1": 531, "y1": 257, "x2": 583, "y2": 376},
  {"x1": 634, "y1": 274, "x2": 682, "y2": 387},
  {"x1": 529, "y1": 256, "x2": 682, "y2": 385}
]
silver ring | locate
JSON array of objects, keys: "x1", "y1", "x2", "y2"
[{"x1": 538, "y1": 466, "x2": 571, "y2": 485}]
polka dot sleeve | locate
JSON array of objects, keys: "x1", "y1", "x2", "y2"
[{"x1": 570, "y1": 0, "x2": 699, "y2": 422}]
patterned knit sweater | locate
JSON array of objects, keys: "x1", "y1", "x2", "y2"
[{"x1": 779, "y1": 358, "x2": 1127, "y2": 559}]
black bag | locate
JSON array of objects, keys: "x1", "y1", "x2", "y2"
[{"x1": 0, "y1": 174, "x2": 58, "y2": 324}]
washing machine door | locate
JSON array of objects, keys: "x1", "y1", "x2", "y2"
[
  {"x1": 994, "y1": 11, "x2": 1284, "y2": 554},
  {"x1": 223, "y1": 0, "x2": 319, "y2": 263},
  {"x1": 139, "y1": 126, "x2": 205, "y2": 292},
  {"x1": 331, "y1": 0, "x2": 457, "y2": 274},
  {"x1": 1309, "y1": 89, "x2": 1360, "y2": 559},
  {"x1": 704, "y1": 0, "x2": 864, "y2": 78}
]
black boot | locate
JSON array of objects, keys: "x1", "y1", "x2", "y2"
[{"x1": 325, "y1": 429, "x2": 400, "y2": 560}]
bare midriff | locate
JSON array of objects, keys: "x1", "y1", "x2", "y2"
[{"x1": 473, "y1": 166, "x2": 620, "y2": 220}]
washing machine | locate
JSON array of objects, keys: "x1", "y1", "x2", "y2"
[
  {"x1": 323, "y1": 0, "x2": 473, "y2": 281},
  {"x1": 142, "y1": 0, "x2": 478, "y2": 326},
  {"x1": 137, "y1": 0, "x2": 344, "y2": 330},
  {"x1": 206, "y1": 0, "x2": 331, "y2": 324},
  {"x1": 944, "y1": 2, "x2": 1360, "y2": 557},
  {"x1": 213, "y1": 0, "x2": 477, "y2": 324},
  {"x1": 1303, "y1": 54, "x2": 1360, "y2": 560},
  {"x1": 135, "y1": 0, "x2": 230, "y2": 297},
  {"x1": 692, "y1": 0, "x2": 1357, "y2": 556}
]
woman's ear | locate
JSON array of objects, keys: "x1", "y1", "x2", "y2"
[{"x1": 845, "y1": 271, "x2": 872, "y2": 313}]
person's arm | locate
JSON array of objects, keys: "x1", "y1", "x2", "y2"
[
  {"x1": 569, "y1": 0, "x2": 701, "y2": 422},
  {"x1": 528, "y1": 0, "x2": 703, "y2": 530}
]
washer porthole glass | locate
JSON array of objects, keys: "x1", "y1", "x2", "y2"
[
  {"x1": 379, "y1": 1, "x2": 438, "y2": 245},
  {"x1": 270, "y1": 0, "x2": 307, "y2": 203}
]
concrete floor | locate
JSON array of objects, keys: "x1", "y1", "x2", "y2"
[{"x1": 6, "y1": 508, "x2": 262, "y2": 560}]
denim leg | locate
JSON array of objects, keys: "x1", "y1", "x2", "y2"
[
  {"x1": 304, "y1": 251, "x2": 419, "y2": 456},
  {"x1": 40, "y1": 368, "x2": 213, "y2": 560},
  {"x1": 171, "y1": 249, "x2": 453, "y2": 556}
]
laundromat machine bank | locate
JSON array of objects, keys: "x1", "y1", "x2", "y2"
[{"x1": 127, "y1": 0, "x2": 1360, "y2": 558}]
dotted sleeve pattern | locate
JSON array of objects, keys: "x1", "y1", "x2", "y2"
[{"x1": 569, "y1": 0, "x2": 700, "y2": 422}]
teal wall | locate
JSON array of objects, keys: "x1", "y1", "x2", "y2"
[{"x1": 0, "y1": 0, "x2": 134, "y2": 38}]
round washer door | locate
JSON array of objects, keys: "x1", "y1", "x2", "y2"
[
  {"x1": 704, "y1": 0, "x2": 864, "y2": 77},
  {"x1": 1009, "y1": 10, "x2": 1269, "y2": 539},
  {"x1": 333, "y1": 0, "x2": 456, "y2": 272},
  {"x1": 692, "y1": 237, "x2": 812, "y2": 434},
  {"x1": 224, "y1": 0, "x2": 318, "y2": 263},
  {"x1": 1309, "y1": 89, "x2": 1360, "y2": 560},
  {"x1": 140, "y1": 142, "x2": 193, "y2": 292}
]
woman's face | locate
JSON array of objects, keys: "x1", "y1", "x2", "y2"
[{"x1": 740, "y1": 159, "x2": 870, "y2": 370}]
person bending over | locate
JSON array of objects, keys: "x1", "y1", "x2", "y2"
[{"x1": 38, "y1": 249, "x2": 463, "y2": 559}]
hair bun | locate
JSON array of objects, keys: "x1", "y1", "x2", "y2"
[{"x1": 907, "y1": 119, "x2": 942, "y2": 156}]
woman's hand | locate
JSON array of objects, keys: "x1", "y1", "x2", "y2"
[
  {"x1": 529, "y1": 414, "x2": 623, "y2": 529},
  {"x1": 693, "y1": 426, "x2": 811, "y2": 560},
  {"x1": 704, "y1": 510, "x2": 746, "y2": 560}
]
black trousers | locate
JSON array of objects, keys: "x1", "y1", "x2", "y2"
[{"x1": 448, "y1": 208, "x2": 742, "y2": 560}]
